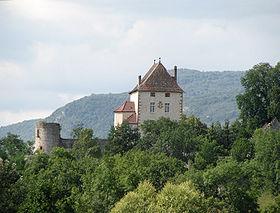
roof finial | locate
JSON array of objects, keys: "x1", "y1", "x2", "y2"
[{"x1": 159, "y1": 57, "x2": 161, "y2": 63}]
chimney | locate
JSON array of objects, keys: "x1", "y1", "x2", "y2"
[
  {"x1": 174, "y1": 66, "x2": 177, "y2": 82},
  {"x1": 138, "y1": 75, "x2": 141, "y2": 85}
]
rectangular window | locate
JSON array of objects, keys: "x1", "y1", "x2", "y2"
[
  {"x1": 165, "y1": 93, "x2": 170, "y2": 97},
  {"x1": 150, "y1": 92, "x2": 155, "y2": 97},
  {"x1": 165, "y1": 103, "x2": 170, "y2": 112},
  {"x1": 150, "y1": 102, "x2": 155, "y2": 112}
]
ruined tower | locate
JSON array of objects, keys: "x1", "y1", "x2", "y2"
[
  {"x1": 34, "y1": 121, "x2": 61, "y2": 154},
  {"x1": 34, "y1": 121, "x2": 75, "y2": 153}
]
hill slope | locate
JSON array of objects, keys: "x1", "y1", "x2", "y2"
[{"x1": 0, "y1": 69, "x2": 244, "y2": 141}]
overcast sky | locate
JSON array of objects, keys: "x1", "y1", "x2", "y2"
[{"x1": 0, "y1": 0, "x2": 279, "y2": 126}]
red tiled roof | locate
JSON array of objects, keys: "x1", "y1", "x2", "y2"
[
  {"x1": 114, "y1": 101, "x2": 135, "y2": 113},
  {"x1": 125, "y1": 113, "x2": 137, "y2": 124},
  {"x1": 129, "y1": 62, "x2": 183, "y2": 94}
]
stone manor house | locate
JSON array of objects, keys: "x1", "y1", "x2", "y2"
[
  {"x1": 34, "y1": 60, "x2": 184, "y2": 153},
  {"x1": 114, "y1": 61, "x2": 184, "y2": 127}
]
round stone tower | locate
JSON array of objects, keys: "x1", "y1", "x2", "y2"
[{"x1": 34, "y1": 121, "x2": 61, "y2": 153}]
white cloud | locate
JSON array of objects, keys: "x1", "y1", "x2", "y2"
[
  {"x1": 0, "y1": 109, "x2": 52, "y2": 127},
  {"x1": 0, "y1": 61, "x2": 23, "y2": 79},
  {"x1": 11, "y1": 15, "x2": 280, "y2": 94},
  {"x1": 9, "y1": 0, "x2": 128, "y2": 38},
  {"x1": 10, "y1": 0, "x2": 88, "y2": 23},
  {"x1": 32, "y1": 42, "x2": 56, "y2": 64},
  {"x1": 115, "y1": 17, "x2": 280, "y2": 70}
]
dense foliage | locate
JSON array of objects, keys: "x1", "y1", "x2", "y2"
[
  {"x1": 2, "y1": 62, "x2": 280, "y2": 212},
  {"x1": 111, "y1": 181, "x2": 226, "y2": 213},
  {"x1": 237, "y1": 62, "x2": 280, "y2": 131}
]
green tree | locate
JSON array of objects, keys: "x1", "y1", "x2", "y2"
[
  {"x1": 0, "y1": 161, "x2": 21, "y2": 212},
  {"x1": 78, "y1": 150, "x2": 185, "y2": 212},
  {"x1": 72, "y1": 128, "x2": 101, "y2": 159},
  {"x1": 261, "y1": 194, "x2": 280, "y2": 213},
  {"x1": 112, "y1": 180, "x2": 227, "y2": 213},
  {"x1": 179, "y1": 115, "x2": 208, "y2": 136},
  {"x1": 114, "y1": 150, "x2": 185, "y2": 191},
  {"x1": 136, "y1": 118, "x2": 176, "y2": 152},
  {"x1": 154, "y1": 181, "x2": 221, "y2": 213},
  {"x1": 18, "y1": 148, "x2": 89, "y2": 213},
  {"x1": 267, "y1": 62, "x2": 280, "y2": 120},
  {"x1": 0, "y1": 133, "x2": 32, "y2": 171},
  {"x1": 230, "y1": 138, "x2": 254, "y2": 162},
  {"x1": 230, "y1": 119, "x2": 253, "y2": 140},
  {"x1": 139, "y1": 116, "x2": 207, "y2": 164},
  {"x1": 237, "y1": 62, "x2": 280, "y2": 130},
  {"x1": 105, "y1": 123, "x2": 140, "y2": 155},
  {"x1": 207, "y1": 121, "x2": 236, "y2": 152},
  {"x1": 76, "y1": 156, "x2": 124, "y2": 213},
  {"x1": 201, "y1": 158, "x2": 258, "y2": 212},
  {"x1": 253, "y1": 129, "x2": 280, "y2": 192},
  {"x1": 0, "y1": 134, "x2": 32, "y2": 212},
  {"x1": 111, "y1": 181, "x2": 156, "y2": 213},
  {"x1": 194, "y1": 139, "x2": 222, "y2": 170}
]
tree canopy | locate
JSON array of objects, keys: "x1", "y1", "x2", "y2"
[{"x1": 237, "y1": 62, "x2": 280, "y2": 130}]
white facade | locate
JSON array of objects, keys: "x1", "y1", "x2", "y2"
[{"x1": 130, "y1": 91, "x2": 183, "y2": 125}]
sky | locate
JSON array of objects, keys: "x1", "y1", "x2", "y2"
[{"x1": 0, "y1": 0, "x2": 279, "y2": 126}]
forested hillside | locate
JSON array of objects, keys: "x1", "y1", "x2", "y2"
[{"x1": 0, "y1": 69, "x2": 244, "y2": 141}]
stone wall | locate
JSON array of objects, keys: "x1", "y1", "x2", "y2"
[
  {"x1": 60, "y1": 138, "x2": 75, "y2": 149},
  {"x1": 34, "y1": 121, "x2": 61, "y2": 154},
  {"x1": 138, "y1": 91, "x2": 183, "y2": 125}
]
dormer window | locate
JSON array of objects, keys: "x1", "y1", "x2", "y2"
[
  {"x1": 150, "y1": 92, "x2": 155, "y2": 97},
  {"x1": 165, "y1": 93, "x2": 170, "y2": 97}
]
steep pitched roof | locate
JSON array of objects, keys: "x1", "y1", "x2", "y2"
[
  {"x1": 129, "y1": 62, "x2": 183, "y2": 94},
  {"x1": 114, "y1": 101, "x2": 135, "y2": 113}
]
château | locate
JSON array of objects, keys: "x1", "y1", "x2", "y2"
[{"x1": 114, "y1": 60, "x2": 184, "y2": 127}]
